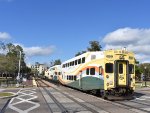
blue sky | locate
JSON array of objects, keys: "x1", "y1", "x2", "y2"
[{"x1": 0, "y1": 0, "x2": 150, "y2": 65}]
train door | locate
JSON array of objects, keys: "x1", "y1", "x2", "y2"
[{"x1": 116, "y1": 61, "x2": 127, "y2": 86}]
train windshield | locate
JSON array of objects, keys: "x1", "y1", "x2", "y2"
[
  {"x1": 129, "y1": 64, "x2": 134, "y2": 74},
  {"x1": 105, "y1": 63, "x2": 113, "y2": 73},
  {"x1": 119, "y1": 64, "x2": 123, "y2": 74}
]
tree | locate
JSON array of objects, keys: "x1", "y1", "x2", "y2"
[
  {"x1": 75, "y1": 51, "x2": 86, "y2": 56},
  {"x1": 75, "y1": 40, "x2": 102, "y2": 56},
  {"x1": 0, "y1": 42, "x2": 28, "y2": 78},
  {"x1": 135, "y1": 65, "x2": 142, "y2": 81},
  {"x1": 0, "y1": 54, "x2": 7, "y2": 73},
  {"x1": 87, "y1": 41, "x2": 102, "y2": 51},
  {"x1": 53, "y1": 59, "x2": 61, "y2": 65},
  {"x1": 0, "y1": 41, "x2": 6, "y2": 50}
]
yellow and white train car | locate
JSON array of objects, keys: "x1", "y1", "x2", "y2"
[
  {"x1": 45, "y1": 65, "x2": 62, "y2": 81},
  {"x1": 59, "y1": 49, "x2": 135, "y2": 98}
]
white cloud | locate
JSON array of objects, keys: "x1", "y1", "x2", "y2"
[
  {"x1": 24, "y1": 46, "x2": 56, "y2": 57},
  {"x1": 102, "y1": 27, "x2": 150, "y2": 63},
  {"x1": 14, "y1": 43, "x2": 56, "y2": 57},
  {"x1": 0, "y1": 32, "x2": 11, "y2": 40}
]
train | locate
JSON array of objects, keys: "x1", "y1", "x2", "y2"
[
  {"x1": 45, "y1": 49, "x2": 135, "y2": 99},
  {"x1": 45, "y1": 65, "x2": 61, "y2": 82}
]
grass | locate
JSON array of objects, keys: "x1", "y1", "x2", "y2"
[{"x1": 0, "y1": 92, "x2": 14, "y2": 97}]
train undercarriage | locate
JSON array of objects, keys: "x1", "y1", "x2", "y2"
[{"x1": 88, "y1": 87, "x2": 134, "y2": 100}]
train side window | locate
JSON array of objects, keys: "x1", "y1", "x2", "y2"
[
  {"x1": 82, "y1": 57, "x2": 85, "y2": 63},
  {"x1": 119, "y1": 64, "x2": 123, "y2": 74},
  {"x1": 105, "y1": 63, "x2": 113, "y2": 73},
  {"x1": 99, "y1": 66, "x2": 102, "y2": 75},
  {"x1": 69, "y1": 76, "x2": 71, "y2": 80},
  {"x1": 71, "y1": 76, "x2": 73, "y2": 80},
  {"x1": 68, "y1": 63, "x2": 69, "y2": 67},
  {"x1": 70, "y1": 62, "x2": 72, "y2": 66},
  {"x1": 67, "y1": 75, "x2": 69, "y2": 80},
  {"x1": 75, "y1": 60, "x2": 78, "y2": 65},
  {"x1": 91, "y1": 55, "x2": 96, "y2": 60},
  {"x1": 129, "y1": 64, "x2": 134, "y2": 74},
  {"x1": 90, "y1": 68, "x2": 95, "y2": 75},
  {"x1": 78, "y1": 59, "x2": 81, "y2": 64},
  {"x1": 86, "y1": 68, "x2": 89, "y2": 75},
  {"x1": 70, "y1": 76, "x2": 71, "y2": 80},
  {"x1": 74, "y1": 76, "x2": 77, "y2": 81},
  {"x1": 72, "y1": 61, "x2": 74, "y2": 66}
]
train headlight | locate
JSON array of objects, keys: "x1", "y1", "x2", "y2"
[
  {"x1": 106, "y1": 75, "x2": 109, "y2": 78},
  {"x1": 107, "y1": 83, "x2": 109, "y2": 86}
]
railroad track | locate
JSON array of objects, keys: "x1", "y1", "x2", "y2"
[
  {"x1": 35, "y1": 78, "x2": 50, "y2": 87},
  {"x1": 35, "y1": 78, "x2": 108, "y2": 113},
  {"x1": 36, "y1": 78, "x2": 150, "y2": 113}
]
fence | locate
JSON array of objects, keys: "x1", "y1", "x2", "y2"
[{"x1": 0, "y1": 79, "x2": 17, "y2": 87}]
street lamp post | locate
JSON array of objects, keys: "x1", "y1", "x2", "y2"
[
  {"x1": 18, "y1": 51, "x2": 21, "y2": 79},
  {"x1": 144, "y1": 66, "x2": 147, "y2": 87},
  {"x1": 16, "y1": 51, "x2": 21, "y2": 87}
]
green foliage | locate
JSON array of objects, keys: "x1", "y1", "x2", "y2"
[
  {"x1": 0, "y1": 92, "x2": 14, "y2": 97},
  {"x1": 0, "y1": 42, "x2": 29, "y2": 75},
  {"x1": 135, "y1": 63, "x2": 150, "y2": 81},
  {"x1": 75, "y1": 51, "x2": 86, "y2": 57},
  {"x1": 140, "y1": 63, "x2": 150, "y2": 75},
  {"x1": 53, "y1": 59, "x2": 61, "y2": 65},
  {"x1": 87, "y1": 41, "x2": 102, "y2": 51},
  {"x1": 75, "y1": 40, "x2": 102, "y2": 56},
  {"x1": 135, "y1": 65, "x2": 142, "y2": 81}
]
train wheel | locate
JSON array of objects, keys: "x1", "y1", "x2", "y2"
[
  {"x1": 100, "y1": 90, "x2": 107, "y2": 99},
  {"x1": 90, "y1": 90, "x2": 97, "y2": 95}
]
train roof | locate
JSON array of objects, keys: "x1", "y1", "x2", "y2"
[
  {"x1": 61, "y1": 49, "x2": 134, "y2": 65},
  {"x1": 62, "y1": 51, "x2": 104, "y2": 64},
  {"x1": 49, "y1": 65, "x2": 61, "y2": 68}
]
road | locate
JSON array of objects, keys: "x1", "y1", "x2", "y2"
[{"x1": 1, "y1": 79, "x2": 150, "y2": 113}]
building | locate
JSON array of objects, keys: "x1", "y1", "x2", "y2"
[{"x1": 31, "y1": 62, "x2": 48, "y2": 76}]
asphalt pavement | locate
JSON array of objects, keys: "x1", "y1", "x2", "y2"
[{"x1": 0, "y1": 82, "x2": 150, "y2": 113}]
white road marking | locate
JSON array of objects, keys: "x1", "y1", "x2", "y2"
[
  {"x1": 135, "y1": 95, "x2": 150, "y2": 100},
  {"x1": 135, "y1": 98, "x2": 146, "y2": 100},
  {"x1": 8, "y1": 88, "x2": 40, "y2": 113}
]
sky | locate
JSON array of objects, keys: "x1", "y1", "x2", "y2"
[{"x1": 0, "y1": 0, "x2": 150, "y2": 65}]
